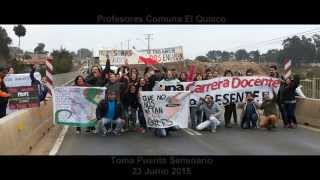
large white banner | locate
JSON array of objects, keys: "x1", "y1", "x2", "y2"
[
  {"x1": 153, "y1": 76, "x2": 281, "y2": 106},
  {"x1": 53, "y1": 86, "x2": 106, "y2": 127},
  {"x1": 99, "y1": 46, "x2": 184, "y2": 66},
  {"x1": 4, "y1": 73, "x2": 41, "y2": 88},
  {"x1": 139, "y1": 91, "x2": 190, "y2": 129}
]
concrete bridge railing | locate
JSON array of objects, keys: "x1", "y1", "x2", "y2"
[{"x1": 296, "y1": 97, "x2": 320, "y2": 128}]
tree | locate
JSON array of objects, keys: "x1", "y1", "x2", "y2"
[
  {"x1": 282, "y1": 35, "x2": 316, "y2": 66},
  {"x1": 206, "y1": 50, "x2": 222, "y2": 61},
  {"x1": 221, "y1": 51, "x2": 231, "y2": 61},
  {"x1": 0, "y1": 26, "x2": 12, "y2": 64},
  {"x1": 13, "y1": 24, "x2": 26, "y2": 49},
  {"x1": 248, "y1": 50, "x2": 260, "y2": 62},
  {"x1": 195, "y1": 55, "x2": 209, "y2": 62},
  {"x1": 9, "y1": 46, "x2": 23, "y2": 58},
  {"x1": 77, "y1": 48, "x2": 93, "y2": 59},
  {"x1": 235, "y1": 49, "x2": 249, "y2": 60},
  {"x1": 34, "y1": 43, "x2": 48, "y2": 54},
  {"x1": 51, "y1": 48, "x2": 73, "y2": 74},
  {"x1": 312, "y1": 34, "x2": 320, "y2": 62}
]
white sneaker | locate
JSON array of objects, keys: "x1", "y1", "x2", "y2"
[
  {"x1": 211, "y1": 129, "x2": 216, "y2": 133},
  {"x1": 76, "y1": 130, "x2": 81, "y2": 135}
]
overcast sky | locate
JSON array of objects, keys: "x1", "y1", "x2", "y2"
[{"x1": 2, "y1": 25, "x2": 320, "y2": 59}]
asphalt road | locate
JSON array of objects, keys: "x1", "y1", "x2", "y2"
[
  {"x1": 57, "y1": 124, "x2": 320, "y2": 155},
  {"x1": 53, "y1": 70, "x2": 82, "y2": 86}
]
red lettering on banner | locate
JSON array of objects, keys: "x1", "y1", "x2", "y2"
[
  {"x1": 194, "y1": 85, "x2": 204, "y2": 93},
  {"x1": 255, "y1": 79, "x2": 262, "y2": 86},
  {"x1": 212, "y1": 82, "x2": 218, "y2": 90},
  {"x1": 232, "y1": 77, "x2": 241, "y2": 88},
  {"x1": 272, "y1": 80, "x2": 280, "y2": 88},
  {"x1": 248, "y1": 79, "x2": 255, "y2": 87},
  {"x1": 241, "y1": 79, "x2": 248, "y2": 88},
  {"x1": 223, "y1": 79, "x2": 229, "y2": 88}
]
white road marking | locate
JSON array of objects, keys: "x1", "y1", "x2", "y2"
[
  {"x1": 48, "y1": 76, "x2": 76, "y2": 155},
  {"x1": 186, "y1": 128, "x2": 202, "y2": 135},
  {"x1": 49, "y1": 126, "x2": 69, "y2": 155},
  {"x1": 182, "y1": 128, "x2": 195, "y2": 135},
  {"x1": 299, "y1": 125, "x2": 320, "y2": 133}
]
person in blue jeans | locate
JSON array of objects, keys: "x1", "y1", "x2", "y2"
[
  {"x1": 96, "y1": 91, "x2": 125, "y2": 136},
  {"x1": 238, "y1": 93, "x2": 260, "y2": 129},
  {"x1": 281, "y1": 75, "x2": 300, "y2": 129}
]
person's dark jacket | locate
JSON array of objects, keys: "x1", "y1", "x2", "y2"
[
  {"x1": 30, "y1": 68, "x2": 48, "y2": 102},
  {"x1": 85, "y1": 74, "x2": 106, "y2": 87},
  {"x1": 122, "y1": 92, "x2": 139, "y2": 109},
  {"x1": 96, "y1": 100, "x2": 124, "y2": 120},
  {"x1": 105, "y1": 78, "x2": 128, "y2": 97},
  {"x1": 280, "y1": 75, "x2": 300, "y2": 103}
]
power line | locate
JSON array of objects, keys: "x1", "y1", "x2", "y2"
[{"x1": 227, "y1": 28, "x2": 320, "y2": 51}]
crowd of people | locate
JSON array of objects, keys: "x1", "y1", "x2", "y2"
[
  {"x1": 0, "y1": 60, "x2": 301, "y2": 138},
  {"x1": 70, "y1": 58, "x2": 301, "y2": 137}
]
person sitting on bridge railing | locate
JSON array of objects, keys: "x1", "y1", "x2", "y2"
[
  {"x1": 30, "y1": 65, "x2": 49, "y2": 103},
  {"x1": 259, "y1": 90, "x2": 279, "y2": 131},
  {"x1": 96, "y1": 90, "x2": 125, "y2": 136},
  {"x1": 238, "y1": 93, "x2": 260, "y2": 129},
  {"x1": 196, "y1": 95, "x2": 223, "y2": 133},
  {"x1": 0, "y1": 72, "x2": 11, "y2": 118}
]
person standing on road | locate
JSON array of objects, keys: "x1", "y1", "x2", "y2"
[
  {"x1": 281, "y1": 75, "x2": 300, "y2": 129},
  {"x1": 223, "y1": 70, "x2": 237, "y2": 128},
  {"x1": 96, "y1": 91, "x2": 125, "y2": 136},
  {"x1": 194, "y1": 73, "x2": 204, "y2": 81},
  {"x1": 0, "y1": 73, "x2": 11, "y2": 118},
  {"x1": 85, "y1": 65, "x2": 105, "y2": 87},
  {"x1": 123, "y1": 83, "x2": 146, "y2": 133},
  {"x1": 7, "y1": 66, "x2": 15, "y2": 74},
  {"x1": 73, "y1": 75, "x2": 91, "y2": 135},
  {"x1": 269, "y1": 65, "x2": 280, "y2": 78},
  {"x1": 238, "y1": 93, "x2": 260, "y2": 129},
  {"x1": 155, "y1": 69, "x2": 181, "y2": 137},
  {"x1": 245, "y1": 68, "x2": 255, "y2": 76},
  {"x1": 196, "y1": 95, "x2": 223, "y2": 133},
  {"x1": 178, "y1": 72, "x2": 188, "y2": 82}
]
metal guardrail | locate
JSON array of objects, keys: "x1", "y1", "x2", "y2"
[{"x1": 300, "y1": 78, "x2": 320, "y2": 99}]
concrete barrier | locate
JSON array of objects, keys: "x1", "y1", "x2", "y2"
[
  {"x1": 296, "y1": 97, "x2": 320, "y2": 128},
  {"x1": 0, "y1": 100, "x2": 53, "y2": 155}
]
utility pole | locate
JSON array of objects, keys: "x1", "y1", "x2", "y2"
[
  {"x1": 121, "y1": 41, "x2": 123, "y2": 50},
  {"x1": 144, "y1": 34, "x2": 153, "y2": 54},
  {"x1": 127, "y1": 39, "x2": 131, "y2": 50}
]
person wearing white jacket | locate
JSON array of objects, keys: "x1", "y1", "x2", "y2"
[{"x1": 196, "y1": 95, "x2": 223, "y2": 133}]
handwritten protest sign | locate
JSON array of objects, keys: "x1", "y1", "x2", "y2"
[
  {"x1": 139, "y1": 91, "x2": 190, "y2": 129},
  {"x1": 8, "y1": 86, "x2": 39, "y2": 110},
  {"x1": 4, "y1": 73, "x2": 42, "y2": 110},
  {"x1": 53, "y1": 86, "x2": 106, "y2": 127}
]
